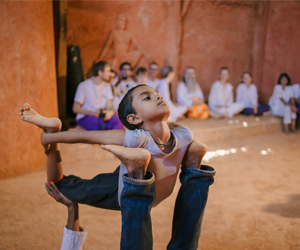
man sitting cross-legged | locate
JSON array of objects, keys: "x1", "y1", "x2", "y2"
[{"x1": 19, "y1": 84, "x2": 215, "y2": 250}]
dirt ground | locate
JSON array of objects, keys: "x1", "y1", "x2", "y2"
[{"x1": 1, "y1": 132, "x2": 299, "y2": 250}]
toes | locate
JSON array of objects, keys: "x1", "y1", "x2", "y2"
[{"x1": 24, "y1": 103, "x2": 31, "y2": 111}]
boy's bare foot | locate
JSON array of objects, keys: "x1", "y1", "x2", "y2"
[
  {"x1": 19, "y1": 103, "x2": 61, "y2": 133},
  {"x1": 101, "y1": 145, "x2": 151, "y2": 180}
]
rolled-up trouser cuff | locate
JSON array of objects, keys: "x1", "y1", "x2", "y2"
[
  {"x1": 122, "y1": 171, "x2": 155, "y2": 186},
  {"x1": 181, "y1": 165, "x2": 216, "y2": 177}
]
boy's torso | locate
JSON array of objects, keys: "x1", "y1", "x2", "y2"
[{"x1": 118, "y1": 123, "x2": 194, "y2": 207}]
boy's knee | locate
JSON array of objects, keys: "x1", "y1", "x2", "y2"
[{"x1": 182, "y1": 141, "x2": 207, "y2": 169}]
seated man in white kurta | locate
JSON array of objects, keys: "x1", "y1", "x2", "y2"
[{"x1": 208, "y1": 67, "x2": 244, "y2": 118}]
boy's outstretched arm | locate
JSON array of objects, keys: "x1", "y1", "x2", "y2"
[{"x1": 41, "y1": 129, "x2": 125, "y2": 146}]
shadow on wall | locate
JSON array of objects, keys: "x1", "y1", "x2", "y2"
[{"x1": 262, "y1": 194, "x2": 300, "y2": 218}]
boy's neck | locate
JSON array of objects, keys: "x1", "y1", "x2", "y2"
[{"x1": 142, "y1": 120, "x2": 171, "y2": 144}]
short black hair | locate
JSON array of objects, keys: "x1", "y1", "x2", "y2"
[
  {"x1": 278, "y1": 73, "x2": 291, "y2": 86},
  {"x1": 136, "y1": 67, "x2": 148, "y2": 75},
  {"x1": 219, "y1": 66, "x2": 229, "y2": 73},
  {"x1": 119, "y1": 62, "x2": 132, "y2": 71},
  {"x1": 118, "y1": 84, "x2": 146, "y2": 130},
  {"x1": 160, "y1": 66, "x2": 173, "y2": 78},
  {"x1": 93, "y1": 61, "x2": 109, "y2": 76}
]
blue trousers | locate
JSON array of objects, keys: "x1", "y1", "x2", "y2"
[
  {"x1": 120, "y1": 165, "x2": 215, "y2": 250},
  {"x1": 241, "y1": 104, "x2": 270, "y2": 116}
]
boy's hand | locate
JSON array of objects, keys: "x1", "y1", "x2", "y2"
[{"x1": 45, "y1": 182, "x2": 77, "y2": 209}]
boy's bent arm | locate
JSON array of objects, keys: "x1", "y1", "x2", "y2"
[{"x1": 42, "y1": 129, "x2": 125, "y2": 146}]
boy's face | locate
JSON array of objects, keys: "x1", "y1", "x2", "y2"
[
  {"x1": 130, "y1": 85, "x2": 170, "y2": 125},
  {"x1": 136, "y1": 72, "x2": 149, "y2": 85}
]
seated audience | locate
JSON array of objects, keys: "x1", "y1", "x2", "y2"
[
  {"x1": 73, "y1": 61, "x2": 123, "y2": 131},
  {"x1": 292, "y1": 81, "x2": 300, "y2": 126},
  {"x1": 269, "y1": 73, "x2": 298, "y2": 133},
  {"x1": 113, "y1": 62, "x2": 136, "y2": 96},
  {"x1": 157, "y1": 66, "x2": 187, "y2": 122},
  {"x1": 135, "y1": 67, "x2": 148, "y2": 85},
  {"x1": 112, "y1": 62, "x2": 137, "y2": 111},
  {"x1": 236, "y1": 71, "x2": 270, "y2": 116},
  {"x1": 208, "y1": 67, "x2": 244, "y2": 118},
  {"x1": 177, "y1": 66, "x2": 220, "y2": 119},
  {"x1": 146, "y1": 62, "x2": 160, "y2": 90}
]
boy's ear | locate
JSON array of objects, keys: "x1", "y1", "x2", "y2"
[{"x1": 127, "y1": 114, "x2": 143, "y2": 126}]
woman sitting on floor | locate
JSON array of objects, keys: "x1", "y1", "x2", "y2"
[
  {"x1": 208, "y1": 67, "x2": 244, "y2": 118},
  {"x1": 177, "y1": 66, "x2": 220, "y2": 119},
  {"x1": 236, "y1": 71, "x2": 270, "y2": 116},
  {"x1": 269, "y1": 73, "x2": 298, "y2": 133}
]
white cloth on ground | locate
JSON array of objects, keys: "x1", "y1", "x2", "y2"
[
  {"x1": 176, "y1": 81, "x2": 204, "y2": 108},
  {"x1": 208, "y1": 80, "x2": 244, "y2": 117},
  {"x1": 74, "y1": 78, "x2": 113, "y2": 120},
  {"x1": 157, "y1": 79, "x2": 187, "y2": 120},
  {"x1": 145, "y1": 78, "x2": 160, "y2": 90},
  {"x1": 235, "y1": 83, "x2": 258, "y2": 108},
  {"x1": 60, "y1": 226, "x2": 87, "y2": 250},
  {"x1": 269, "y1": 85, "x2": 296, "y2": 124},
  {"x1": 118, "y1": 124, "x2": 193, "y2": 207}
]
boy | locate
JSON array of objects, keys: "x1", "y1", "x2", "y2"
[
  {"x1": 19, "y1": 84, "x2": 215, "y2": 250},
  {"x1": 135, "y1": 67, "x2": 149, "y2": 85}
]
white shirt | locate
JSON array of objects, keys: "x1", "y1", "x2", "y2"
[
  {"x1": 269, "y1": 85, "x2": 295, "y2": 106},
  {"x1": 118, "y1": 124, "x2": 193, "y2": 207},
  {"x1": 292, "y1": 83, "x2": 300, "y2": 99},
  {"x1": 208, "y1": 81, "x2": 234, "y2": 109},
  {"x1": 176, "y1": 81, "x2": 204, "y2": 108},
  {"x1": 157, "y1": 79, "x2": 187, "y2": 118},
  {"x1": 236, "y1": 83, "x2": 258, "y2": 108},
  {"x1": 74, "y1": 78, "x2": 113, "y2": 120},
  {"x1": 146, "y1": 78, "x2": 159, "y2": 90}
]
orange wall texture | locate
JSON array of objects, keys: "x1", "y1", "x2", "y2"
[
  {"x1": 0, "y1": 1, "x2": 58, "y2": 178},
  {"x1": 67, "y1": 0, "x2": 300, "y2": 102}
]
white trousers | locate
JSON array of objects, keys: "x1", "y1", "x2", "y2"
[
  {"x1": 271, "y1": 103, "x2": 296, "y2": 124},
  {"x1": 209, "y1": 102, "x2": 244, "y2": 118}
]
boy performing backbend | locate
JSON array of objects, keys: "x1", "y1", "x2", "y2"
[{"x1": 19, "y1": 84, "x2": 215, "y2": 250}]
